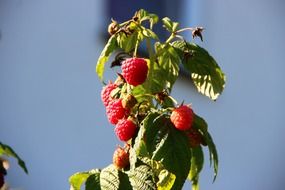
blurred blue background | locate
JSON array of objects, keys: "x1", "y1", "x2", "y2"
[{"x1": 1, "y1": 0, "x2": 285, "y2": 189}]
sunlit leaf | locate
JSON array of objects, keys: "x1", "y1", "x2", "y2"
[
  {"x1": 69, "y1": 169, "x2": 100, "y2": 190},
  {"x1": 171, "y1": 41, "x2": 226, "y2": 100},
  {"x1": 137, "y1": 9, "x2": 159, "y2": 29},
  {"x1": 137, "y1": 113, "x2": 191, "y2": 189},
  {"x1": 128, "y1": 164, "x2": 156, "y2": 190},
  {"x1": 100, "y1": 164, "x2": 132, "y2": 190},
  {"x1": 162, "y1": 17, "x2": 179, "y2": 32},
  {"x1": 96, "y1": 35, "x2": 118, "y2": 81},
  {"x1": 157, "y1": 169, "x2": 176, "y2": 190},
  {"x1": 132, "y1": 44, "x2": 180, "y2": 101}
]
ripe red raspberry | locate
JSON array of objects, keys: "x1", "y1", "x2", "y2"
[
  {"x1": 101, "y1": 82, "x2": 117, "y2": 106},
  {"x1": 115, "y1": 119, "x2": 137, "y2": 141},
  {"x1": 0, "y1": 173, "x2": 4, "y2": 188},
  {"x1": 113, "y1": 146, "x2": 130, "y2": 169},
  {"x1": 187, "y1": 128, "x2": 203, "y2": 147},
  {"x1": 170, "y1": 105, "x2": 194, "y2": 131},
  {"x1": 121, "y1": 58, "x2": 148, "y2": 86},
  {"x1": 106, "y1": 99, "x2": 128, "y2": 125}
]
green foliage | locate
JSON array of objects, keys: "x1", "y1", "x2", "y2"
[
  {"x1": 100, "y1": 165, "x2": 129, "y2": 190},
  {"x1": 72, "y1": 8, "x2": 226, "y2": 190},
  {"x1": 162, "y1": 17, "x2": 179, "y2": 33},
  {"x1": 193, "y1": 114, "x2": 219, "y2": 181},
  {"x1": 96, "y1": 35, "x2": 118, "y2": 81},
  {"x1": 188, "y1": 146, "x2": 204, "y2": 190},
  {"x1": 129, "y1": 164, "x2": 156, "y2": 190},
  {"x1": 171, "y1": 41, "x2": 226, "y2": 100},
  {"x1": 135, "y1": 113, "x2": 191, "y2": 189},
  {"x1": 157, "y1": 169, "x2": 176, "y2": 190},
  {"x1": 69, "y1": 169, "x2": 101, "y2": 190},
  {"x1": 85, "y1": 173, "x2": 101, "y2": 190},
  {"x1": 0, "y1": 142, "x2": 28, "y2": 174}
]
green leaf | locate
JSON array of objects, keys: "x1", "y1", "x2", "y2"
[
  {"x1": 117, "y1": 31, "x2": 142, "y2": 53},
  {"x1": 188, "y1": 146, "x2": 204, "y2": 190},
  {"x1": 100, "y1": 164, "x2": 132, "y2": 190},
  {"x1": 96, "y1": 35, "x2": 118, "y2": 81},
  {"x1": 137, "y1": 9, "x2": 159, "y2": 29},
  {"x1": 138, "y1": 113, "x2": 191, "y2": 190},
  {"x1": 128, "y1": 164, "x2": 156, "y2": 190},
  {"x1": 142, "y1": 28, "x2": 158, "y2": 40},
  {"x1": 0, "y1": 142, "x2": 28, "y2": 174},
  {"x1": 85, "y1": 172, "x2": 101, "y2": 190},
  {"x1": 100, "y1": 165, "x2": 120, "y2": 190},
  {"x1": 171, "y1": 41, "x2": 226, "y2": 100},
  {"x1": 155, "y1": 43, "x2": 180, "y2": 90},
  {"x1": 191, "y1": 180, "x2": 200, "y2": 190},
  {"x1": 193, "y1": 114, "x2": 218, "y2": 181},
  {"x1": 133, "y1": 156, "x2": 176, "y2": 190},
  {"x1": 189, "y1": 146, "x2": 204, "y2": 181},
  {"x1": 157, "y1": 169, "x2": 176, "y2": 190},
  {"x1": 118, "y1": 169, "x2": 133, "y2": 190},
  {"x1": 69, "y1": 169, "x2": 100, "y2": 190},
  {"x1": 133, "y1": 114, "x2": 151, "y2": 158},
  {"x1": 162, "y1": 17, "x2": 179, "y2": 32},
  {"x1": 132, "y1": 44, "x2": 180, "y2": 100}
]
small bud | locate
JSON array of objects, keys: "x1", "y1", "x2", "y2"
[
  {"x1": 122, "y1": 94, "x2": 137, "y2": 109},
  {"x1": 108, "y1": 19, "x2": 120, "y2": 36},
  {"x1": 155, "y1": 91, "x2": 168, "y2": 104},
  {"x1": 192, "y1": 27, "x2": 204, "y2": 41},
  {"x1": 114, "y1": 73, "x2": 126, "y2": 86}
]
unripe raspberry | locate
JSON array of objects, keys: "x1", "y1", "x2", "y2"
[
  {"x1": 187, "y1": 128, "x2": 203, "y2": 147},
  {"x1": 108, "y1": 19, "x2": 119, "y2": 36},
  {"x1": 101, "y1": 82, "x2": 118, "y2": 107},
  {"x1": 121, "y1": 58, "x2": 148, "y2": 86},
  {"x1": 113, "y1": 146, "x2": 129, "y2": 169},
  {"x1": 170, "y1": 105, "x2": 194, "y2": 131},
  {"x1": 106, "y1": 99, "x2": 128, "y2": 125},
  {"x1": 122, "y1": 94, "x2": 137, "y2": 109},
  {"x1": 115, "y1": 119, "x2": 137, "y2": 141}
]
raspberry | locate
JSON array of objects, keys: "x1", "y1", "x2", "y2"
[
  {"x1": 106, "y1": 99, "x2": 128, "y2": 125},
  {"x1": 0, "y1": 173, "x2": 4, "y2": 188},
  {"x1": 187, "y1": 128, "x2": 203, "y2": 147},
  {"x1": 121, "y1": 58, "x2": 148, "y2": 86},
  {"x1": 115, "y1": 119, "x2": 137, "y2": 141},
  {"x1": 101, "y1": 82, "x2": 117, "y2": 106},
  {"x1": 170, "y1": 105, "x2": 194, "y2": 131},
  {"x1": 113, "y1": 146, "x2": 130, "y2": 169}
]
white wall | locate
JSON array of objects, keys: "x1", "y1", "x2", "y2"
[
  {"x1": 0, "y1": 0, "x2": 285, "y2": 190},
  {"x1": 0, "y1": 0, "x2": 110, "y2": 189},
  {"x1": 178, "y1": 0, "x2": 285, "y2": 189}
]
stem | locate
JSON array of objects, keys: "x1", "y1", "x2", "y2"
[
  {"x1": 133, "y1": 36, "x2": 140, "y2": 57},
  {"x1": 146, "y1": 38, "x2": 154, "y2": 59},
  {"x1": 168, "y1": 96, "x2": 178, "y2": 105},
  {"x1": 134, "y1": 94, "x2": 155, "y2": 99},
  {"x1": 165, "y1": 33, "x2": 176, "y2": 44},
  {"x1": 176, "y1": 27, "x2": 194, "y2": 33}
]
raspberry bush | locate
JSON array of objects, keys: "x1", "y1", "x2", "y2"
[{"x1": 70, "y1": 9, "x2": 226, "y2": 190}]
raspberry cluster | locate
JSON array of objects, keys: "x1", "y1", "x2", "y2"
[
  {"x1": 101, "y1": 57, "x2": 148, "y2": 142},
  {"x1": 101, "y1": 57, "x2": 204, "y2": 156}
]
